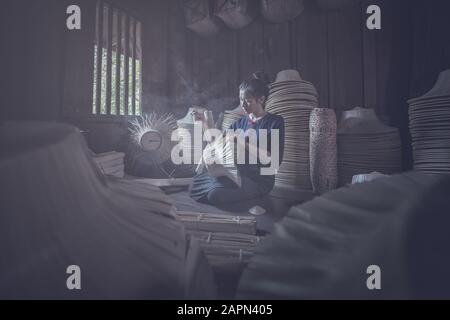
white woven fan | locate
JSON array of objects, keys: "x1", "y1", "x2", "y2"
[{"x1": 128, "y1": 113, "x2": 178, "y2": 166}]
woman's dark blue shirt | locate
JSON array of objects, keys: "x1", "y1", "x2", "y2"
[{"x1": 189, "y1": 112, "x2": 285, "y2": 201}]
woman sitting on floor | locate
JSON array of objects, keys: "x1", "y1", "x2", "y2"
[{"x1": 189, "y1": 72, "x2": 285, "y2": 206}]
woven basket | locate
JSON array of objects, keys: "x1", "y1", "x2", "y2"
[
  {"x1": 309, "y1": 108, "x2": 337, "y2": 194},
  {"x1": 184, "y1": 0, "x2": 223, "y2": 37},
  {"x1": 214, "y1": 0, "x2": 257, "y2": 29}
]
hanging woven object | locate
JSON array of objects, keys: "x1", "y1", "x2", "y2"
[
  {"x1": 316, "y1": 0, "x2": 358, "y2": 12},
  {"x1": 309, "y1": 108, "x2": 337, "y2": 194},
  {"x1": 128, "y1": 113, "x2": 178, "y2": 165},
  {"x1": 261, "y1": 0, "x2": 304, "y2": 23},
  {"x1": 213, "y1": 0, "x2": 257, "y2": 29},
  {"x1": 183, "y1": 0, "x2": 223, "y2": 37}
]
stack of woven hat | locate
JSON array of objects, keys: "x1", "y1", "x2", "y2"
[
  {"x1": 266, "y1": 69, "x2": 319, "y2": 190},
  {"x1": 407, "y1": 69, "x2": 450, "y2": 175}
]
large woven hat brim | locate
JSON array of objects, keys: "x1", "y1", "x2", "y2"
[
  {"x1": 275, "y1": 69, "x2": 303, "y2": 82},
  {"x1": 408, "y1": 69, "x2": 450, "y2": 102},
  {"x1": 270, "y1": 79, "x2": 315, "y2": 88}
]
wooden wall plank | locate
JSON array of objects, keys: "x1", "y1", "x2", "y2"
[
  {"x1": 262, "y1": 21, "x2": 292, "y2": 81},
  {"x1": 372, "y1": 0, "x2": 403, "y2": 120},
  {"x1": 409, "y1": 0, "x2": 450, "y2": 98},
  {"x1": 141, "y1": 0, "x2": 170, "y2": 114},
  {"x1": 237, "y1": 18, "x2": 264, "y2": 82},
  {"x1": 62, "y1": 0, "x2": 97, "y2": 117},
  {"x1": 191, "y1": 35, "x2": 215, "y2": 107},
  {"x1": 386, "y1": 0, "x2": 413, "y2": 170},
  {"x1": 361, "y1": 0, "x2": 378, "y2": 111},
  {"x1": 295, "y1": 8, "x2": 329, "y2": 107},
  {"x1": 167, "y1": 0, "x2": 199, "y2": 115},
  {"x1": 208, "y1": 29, "x2": 240, "y2": 114},
  {"x1": 1, "y1": 0, "x2": 28, "y2": 121},
  {"x1": 25, "y1": 0, "x2": 68, "y2": 120},
  {"x1": 327, "y1": 4, "x2": 364, "y2": 111}
]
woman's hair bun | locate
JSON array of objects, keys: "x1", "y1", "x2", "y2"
[{"x1": 252, "y1": 71, "x2": 270, "y2": 85}]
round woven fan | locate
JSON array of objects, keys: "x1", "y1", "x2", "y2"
[{"x1": 128, "y1": 113, "x2": 178, "y2": 165}]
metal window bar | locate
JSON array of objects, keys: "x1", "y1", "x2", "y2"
[{"x1": 92, "y1": 1, "x2": 142, "y2": 116}]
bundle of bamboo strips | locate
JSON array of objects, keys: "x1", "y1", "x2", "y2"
[
  {"x1": 175, "y1": 210, "x2": 257, "y2": 235},
  {"x1": 187, "y1": 231, "x2": 262, "y2": 274},
  {"x1": 198, "y1": 133, "x2": 241, "y2": 187},
  {"x1": 92, "y1": 151, "x2": 125, "y2": 178}
]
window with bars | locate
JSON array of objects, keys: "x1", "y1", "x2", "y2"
[{"x1": 92, "y1": 1, "x2": 142, "y2": 116}]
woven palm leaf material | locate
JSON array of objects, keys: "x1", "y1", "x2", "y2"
[
  {"x1": 199, "y1": 133, "x2": 241, "y2": 187},
  {"x1": 0, "y1": 121, "x2": 215, "y2": 299},
  {"x1": 266, "y1": 70, "x2": 319, "y2": 190},
  {"x1": 237, "y1": 172, "x2": 441, "y2": 299}
]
